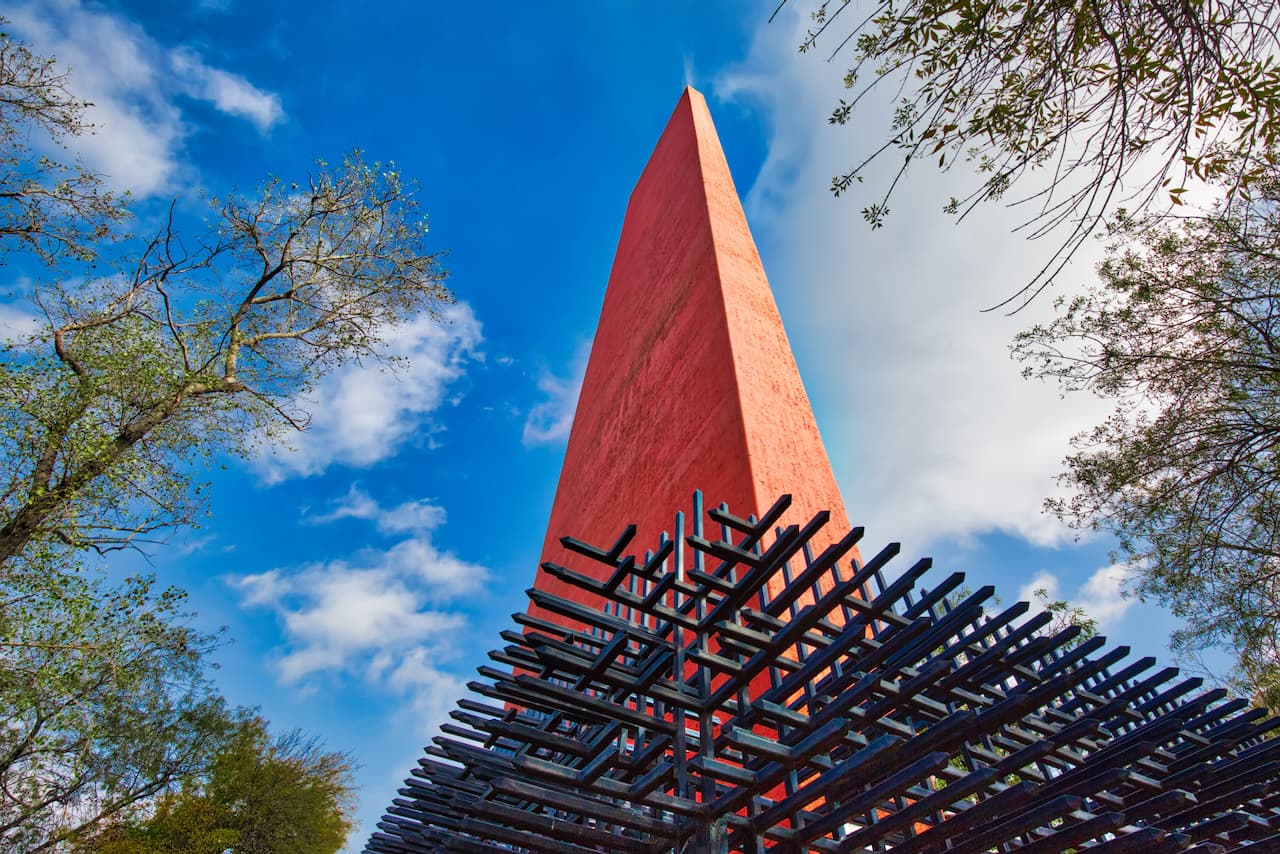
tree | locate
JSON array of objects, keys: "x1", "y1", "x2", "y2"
[
  {"x1": 0, "y1": 24, "x2": 441, "y2": 849},
  {"x1": 83, "y1": 716, "x2": 356, "y2": 854},
  {"x1": 1015, "y1": 161, "x2": 1280, "y2": 710},
  {"x1": 0, "y1": 23, "x2": 450, "y2": 572},
  {"x1": 0, "y1": 155, "x2": 451, "y2": 568},
  {"x1": 0, "y1": 22, "x2": 128, "y2": 264},
  {"x1": 786, "y1": 0, "x2": 1280, "y2": 308},
  {"x1": 0, "y1": 569, "x2": 229, "y2": 852}
]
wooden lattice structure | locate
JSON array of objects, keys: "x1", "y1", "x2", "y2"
[{"x1": 367, "y1": 493, "x2": 1280, "y2": 853}]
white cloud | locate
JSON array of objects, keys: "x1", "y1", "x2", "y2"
[
  {"x1": 387, "y1": 648, "x2": 471, "y2": 725},
  {"x1": 267, "y1": 565, "x2": 465, "y2": 682},
  {"x1": 6, "y1": 0, "x2": 282, "y2": 196},
  {"x1": 232, "y1": 489, "x2": 486, "y2": 704},
  {"x1": 376, "y1": 496, "x2": 447, "y2": 535},
  {"x1": 170, "y1": 47, "x2": 282, "y2": 132},
  {"x1": 0, "y1": 303, "x2": 42, "y2": 340},
  {"x1": 1076, "y1": 563, "x2": 1135, "y2": 626},
  {"x1": 718, "y1": 10, "x2": 1114, "y2": 555},
  {"x1": 171, "y1": 532, "x2": 216, "y2": 557},
  {"x1": 306, "y1": 485, "x2": 447, "y2": 535},
  {"x1": 258, "y1": 303, "x2": 483, "y2": 481},
  {"x1": 522, "y1": 342, "x2": 587, "y2": 447},
  {"x1": 1017, "y1": 570, "x2": 1062, "y2": 606},
  {"x1": 377, "y1": 537, "x2": 485, "y2": 598},
  {"x1": 1018, "y1": 564, "x2": 1134, "y2": 629},
  {"x1": 234, "y1": 567, "x2": 289, "y2": 608}
]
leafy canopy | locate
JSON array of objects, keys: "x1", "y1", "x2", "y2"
[
  {"x1": 0, "y1": 22, "x2": 437, "y2": 850},
  {"x1": 0, "y1": 21, "x2": 128, "y2": 263},
  {"x1": 85, "y1": 716, "x2": 356, "y2": 854},
  {"x1": 1015, "y1": 161, "x2": 1280, "y2": 709},
  {"x1": 787, "y1": 0, "x2": 1280, "y2": 308},
  {"x1": 0, "y1": 567, "x2": 229, "y2": 852},
  {"x1": 0, "y1": 24, "x2": 237, "y2": 851},
  {"x1": 0, "y1": 156, "x2": 451, "y2": 568}
]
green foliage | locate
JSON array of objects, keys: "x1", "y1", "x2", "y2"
[
  {"x1": 0, "y1": 24, "x2": 418, "y2": 850},
  {"x1": 0, "y1": 566, "x2": 229, "y2": 852},
  {"x1": 1015, "y1": 161, "x2": 1280, "y2": 710},
  {"x1": 0, "y1": 23, "x2": 451, "y2": 574},
  {"x1": 1030, "y1": 586, "x2": 1098, "y2": 648},
  {"x1": 0, "y1": 152, "x2": 451, "y2": 568},
  {"x1": 0, "y1": 23, "x2": 129, "y2": 263},
  {"x1": 83, "y1": 716, "x2": 356, "y2": 854},
  {"x1": 790, "y1": 0, "x2": 1280, "y2": 308}
]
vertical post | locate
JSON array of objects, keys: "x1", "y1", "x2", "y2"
[
  {"x1": 672, "y1": 516, "x2": 688, "y2": 803},
  {"x1": 693, "y1": 492, "x2": 722, "y2": 846},
  {"x1": 681, "y1": 816, "x2": 728, "y2": 854}
]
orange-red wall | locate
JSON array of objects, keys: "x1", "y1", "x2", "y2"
[{"x1": 531, "y1": 88, "x2": 856, "y2": 614}]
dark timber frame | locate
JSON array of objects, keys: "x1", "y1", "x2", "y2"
[{"x1": 368, "y1": 493, "x2": 1280, "y2": 853}]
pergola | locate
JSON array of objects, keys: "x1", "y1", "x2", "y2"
[{"x1": 368, "y1": 493, "x2": 1280, "y2": 853}]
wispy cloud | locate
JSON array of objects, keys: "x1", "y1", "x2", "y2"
[
  {"x1": 384, "y1": 648, "x2": 470, "y2": 725},
  {"x1": 1075, "y1": 563, "x2": 1136, "y2": 626},
  {"x1": 235, "y1": 562, "x2": 467, "y2": 683},
  {"x1": 258, "y1": 303, "x2": 483, "y2": 481},
  {"x1": 717, "y1": 8, "x2": 1113, "y2": 555},
  {"x1": 232, "y1": 488, "x2": 485, "y2": 704},
  {"x1": 170, "y1": 47, "x2": 282, "y2": 132},
  {"x1": 0, "y1": 303, "x2": 41, "y2": 341},
  {"x1": 682, "y1": 54, "x2": 698, "y2": 89},
  {"x1": 171, "y1": 533, "x2": 217, "y2": 558},
  {"x1": 6, "y1": 0, "x2": 283, "y2": 196},
  {"x1": 1017, "y1": 564, "x2": 1135, "y2": 630},
  {"x1": 305, "y1": 485, "x2": 448, "y2": 535},
  {"x1": 522, "y1": 342, "x2": 587, "y2": 447}
]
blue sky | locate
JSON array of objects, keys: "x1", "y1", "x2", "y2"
[{"x1": 6, "y1": 1, "x2": 1212, "y2": 849}]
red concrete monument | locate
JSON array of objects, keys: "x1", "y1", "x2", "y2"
[{"x1": 531, "y1": 87, "x2": 856, "y2": 614}]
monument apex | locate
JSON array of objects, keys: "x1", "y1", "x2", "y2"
[{"x1": 531, "y1": 87, "x2": 854, "y2": 615}]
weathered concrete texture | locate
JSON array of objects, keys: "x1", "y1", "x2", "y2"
[{"x1": 532, "y1": 87, "x2": 855, "y2": 612}]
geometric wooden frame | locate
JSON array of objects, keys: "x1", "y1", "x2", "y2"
[{"x1": 368, "y1": 493, "x2": 1280, "y2": 853}]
